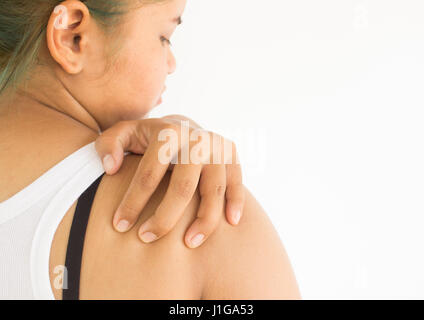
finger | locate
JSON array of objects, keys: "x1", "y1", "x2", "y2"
[
  {"x1": 224, "y1": 145, "x2": 245, "y2": 226},
  {"x1": 113, "y1": 141, "x2": 173, "y2": 233},
  {"x1": 95, "y1": 120, "x2": 148, "y2": 175},
  {"x1": 137, "y1": 163, "x2": 202, "y2": 243},
  {"x1": 162, "y1": 114, "x2": 204, "y2": 130},
  {"x1": 184, "y1": 164, "x2": 226, "y2": 249}
]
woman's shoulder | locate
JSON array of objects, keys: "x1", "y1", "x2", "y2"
[
  {"x1": 102, "y1": 155, "x2": 300, "y2": 299},
  {"x1": 197, "y1": 185, "x2": 301, "y2": 299},
  {"x1": 74, "y1": 153, "x2": 206, "y2": 299},
  {"x1": 52, "y1": 151, "x2": 300, "y2": 299}
]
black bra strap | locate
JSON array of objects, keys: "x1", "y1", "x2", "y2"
[{"x1": 62, "y1": 173, "x2": 105, "y2": 300}]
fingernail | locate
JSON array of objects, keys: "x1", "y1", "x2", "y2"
[
  {"x1": 233, "y1": 210, "x2": 241, "y2": 225},
  {"x1": 140, "y1": 231, "x2": 158, "y2": 243},
  {"x1": 233, "y1": 210, "x2": 241, "y2": 224},
  {"x1": 102, "y1": 154, "x2": 114, "y2": 173},
  {"x1": 190, "y1": 233, "x2": 205, "y2": 248},
  {"x1": 116, "y1": 219, "x2": 129, "y2": 232}
]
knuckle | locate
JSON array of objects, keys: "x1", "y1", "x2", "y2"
[
  {"x1": 151, "y1": 214, "x2": 175, "y2": 234},
  {"x1": 157, "y1": 123, "x2": 180, "y2": 141},
  {"x1": 202, "y1": 184, "x2": 226, "y2": 198},
  {"x1": 118, "y1": 202, "x2": 139, "y2": 219},
  {"x1": 136, "y1": 168, "x2": 158, "y2": 190},
  {"x1": 215, "y1": 184, "x2": 226, "y2": 197},
  {"x1": 172, "y1": 178, "x2": 195, "y2": 200},
  {"x1": 163, "y1": 122, "x2": 179, "y2": 133}
]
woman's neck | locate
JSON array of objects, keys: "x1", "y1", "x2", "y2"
[
  {"x1": 0, "y1": 91, "x2": 100, "y2": 199},
  {"x1": 0, "y1": 61, "x2": 103, "y2": 135}
]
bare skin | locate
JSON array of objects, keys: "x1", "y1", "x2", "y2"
[
  {"x1": 0, "y1": 0, "x2": 301, "y2": 299},
  {"x1": 0, "y1": 106, "x2": 301, "y2": 299}
]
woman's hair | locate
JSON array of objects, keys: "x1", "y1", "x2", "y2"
[{"x1": 0, "y1": 0, "x2": 168, "y2": 96}]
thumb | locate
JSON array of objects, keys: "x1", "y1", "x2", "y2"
[
  {"x1": 98, "y1": 142, "x2": 126, "y2": 175},
  {"x1": 95, "y1": 119, "x2": 151, "y2": 175}
]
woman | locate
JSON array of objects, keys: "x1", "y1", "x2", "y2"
[{"x1": 0, "y1": 0, "x2": 300, "y2": 299}]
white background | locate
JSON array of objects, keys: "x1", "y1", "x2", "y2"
[{"x1": 149, "y1": 0, "x2": 424, "y2": 299}]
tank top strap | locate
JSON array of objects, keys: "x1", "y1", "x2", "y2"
[{"x1": 62, "y1": 172, "x2": 106, "y2": 300}]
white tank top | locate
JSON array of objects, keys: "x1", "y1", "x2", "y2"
[{"x1": 0, "y1": 142, "x2": 128, "y2": 299}]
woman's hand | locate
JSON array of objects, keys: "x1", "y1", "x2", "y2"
[{"x1": 94, "y1": 115, "x2": 245, "y2": 249}]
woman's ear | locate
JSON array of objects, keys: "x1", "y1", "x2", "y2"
[{"x1": 46, "y1": 0, "x2": 92, "y2": 74}]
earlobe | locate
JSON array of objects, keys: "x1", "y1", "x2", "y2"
[{"x1": 46, "y1": 0, "x2": 91, "y2": 74}]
